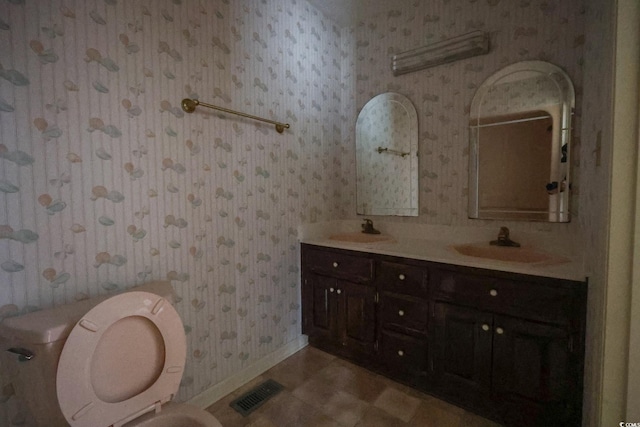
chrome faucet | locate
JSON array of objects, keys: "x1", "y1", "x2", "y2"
[
  {"x1": 361, "y1": 219, "x2": 381, "y2": 235},
  {"x1": 490, "y1": 227, "x2": 520, "y2": 247}
]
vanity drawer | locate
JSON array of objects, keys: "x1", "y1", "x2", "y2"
[
  {"x1": 304, "y1": 247, "x2": 373, "y2": 283},
  {"x1": 432, "y1": 271, "x2": 497, "y2": 307},
  {"x1": 380, "y1": 330, "x2": 428, "y2": 375},
  {"x1": 488, "y1": 279, "x2": 578, "y2": 325},
  {"x1": 377, "y1": 261, "x2": 428, "y2": 298},
  {"x1": 380, "y1": 294, "x2": 428, "y2": 334},
  {"x1": 433, "y1": 271, "x2": 577, "y2": 325}
]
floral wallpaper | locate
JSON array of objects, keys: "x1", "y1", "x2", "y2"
[
  {"x1": 341, "y1": 0, "x2": 585, "y2": 233},
  {"x1": 473, "y1": 73, "x2": 569, "y2": 118},
  {"x1": 0, "y1": 0, "x2": 601, "y2": 425},
  {"x1": 0, "y1": 0, "x2": 346, "y2": 424}
]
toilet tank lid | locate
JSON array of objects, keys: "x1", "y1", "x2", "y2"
[{"x1": 0, "y1": 281, "x2": 175, "y2": 345}]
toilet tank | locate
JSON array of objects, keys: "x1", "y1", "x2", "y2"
[{"x1": 0, "y1": 281, "x2": 176, "y2": 427}]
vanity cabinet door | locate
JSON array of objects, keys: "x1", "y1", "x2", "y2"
[
  {"x1": 431, "y1": 302, "x2": 493, "y2": 401},
  {"x1": 302, "y1": 272, "x2": 376, "y2": 358},
  {"x1": 432, "y1": 303, "x2": 581, "y2": 427},
  {"x1": 302, "y1": 272, "x2": 338, "y2": 344},
  {"x1": 491, "y1": 315, "x2": 580, "y2": 427},
  {"x1": 338, "y1": 280, "x2": 377, "y2": 354}
]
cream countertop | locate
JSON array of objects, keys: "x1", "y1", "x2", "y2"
[{"x1": 299, "y1": 220, "x2": 586, "y2": 282}]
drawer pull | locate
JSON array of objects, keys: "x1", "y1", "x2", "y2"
[
  {"x1": 496, "y1": 327, "x2": 504, "y2": 335},
  {"x1": 332, "y1": 262, "x2": 339, "y2": 268},
  {"x1": 398, "y1": 274, "x2": 406, "y2": 281},
  {"x1": 336, "y1": 289, "x2": 342, "y2": 295},
  {"x1": 329, "y1": 287, "x2": 335, "y2": 293},
  {"x1": 489, "y1": 289, "x2": 498, "y2": 297},
  {"x1": 398, "y1": 310, "x2": 405, "y2": 317},
  {"x1": 397, "y1": 350, "x2": 404, "y2": 357},
  {"x1": 482, "y1": 324, "x2": 490, "y2": 331}
]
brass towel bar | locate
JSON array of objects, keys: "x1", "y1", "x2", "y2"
[
  {"x1": 181, "y1": 98, "x2": 290, "y2": 134},
  {"x1": 376, "y1": 147, "x2": 410, "y2": 158}
]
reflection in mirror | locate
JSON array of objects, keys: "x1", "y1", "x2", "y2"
[
  {"x1": 477, "y1": 111, "x2": 552, "y2": 212},
  {"x1": 356, "y1": 93, "x2": 418, "y2": 216},
  {"x1": 468, "y1": 61, "x2": 575, "y2": 222}
]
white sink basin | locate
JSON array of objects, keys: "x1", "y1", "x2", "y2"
[
  {"x1": 328, "y1": 232, "x2": 395, "y2": 244},
  {"x1": 452, "y1": 243, "x2": 567, "y2": 264}
]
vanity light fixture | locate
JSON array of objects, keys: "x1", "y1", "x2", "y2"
[{"x1": 391, "y1": 31, "x2": 490, "y2": 76}]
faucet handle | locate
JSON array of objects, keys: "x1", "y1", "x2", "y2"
[
  {"x1": 361, "y1": 219, "x2": 381, "y2": 234},
  {"x1": 498, "y1": 227, "x2": 510, "y2": 239},
  {"x1": 491, "y1": 227, "x2": 520, "y2": 247}
]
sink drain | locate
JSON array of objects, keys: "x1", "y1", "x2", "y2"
[{"x1": 229, "y1": 379, "x2": 284, "y2": 416}]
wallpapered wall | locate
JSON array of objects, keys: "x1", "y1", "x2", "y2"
[
  {"x1": 578, "y1": 0, "x2": 615, "y2": 424},
  {"x1": 341, "y1": 0, "x2": 585, "y2": 233},
  {"x1": 0, "y1": 0, "x2": 347, "y2": 424},
  {"x1": 0, "y1": 0, "x2": 593, "y2": 425}
]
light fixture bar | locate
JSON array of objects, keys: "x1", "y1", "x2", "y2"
[{"x1": 392, "y1": 31, "x2": 490, "y2": 76}]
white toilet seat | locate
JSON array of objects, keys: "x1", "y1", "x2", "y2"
[{"x1": 56, "y1": 291, "x2": 187, "y2": 427}]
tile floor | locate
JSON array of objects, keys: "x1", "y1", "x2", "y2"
[{"x1": 205, "y1": 346, "x2": 502, "y2": 427}]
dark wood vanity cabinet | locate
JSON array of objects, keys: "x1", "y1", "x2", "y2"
[
  {"x1": 430, "y1": 267, "x2": 586, "y2": 427},
  {"x1": 301, "y1": 246, "x2": 376, "y2": 359},
  {"x1": 301, "y1": 244, "x2": 586, "y2": 427}
]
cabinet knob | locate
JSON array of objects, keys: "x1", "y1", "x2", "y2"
[
  {"x1": 398, "y1": 350, "x2": 404, "y2": 357},
  {"x1": 489, "y1": 289, "x2": 498, "y2": 297},
  {"x1": 482, "y1": 324, "x2": 490, "y2": 331},
  {"x1": 332, "y1": 262, "x2": 339, "y2": 268},
  {"x1": 336, "y1": 289, "x2": 342, "y2": 295},
  {"x1": 496, "y1": 327, "x2": 504, "y2": 335},
  {"x1": 329, "y1": 287, "x2": 335, "y2": 293},
  {"x1": 398, "y1": 310, "x2": 405, "y2": 317},
  {"x1": 398, "y1": 274, "x2": 406, "y2": 281}
]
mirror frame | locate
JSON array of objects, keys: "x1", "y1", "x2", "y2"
[
  {"x1": 468, "y1": 61, "x2": 575, "y2": 222},
  {"x1": 356, "y1": 92, "x2": 418, "y2": 216}
]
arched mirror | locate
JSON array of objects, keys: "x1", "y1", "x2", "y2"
[
  {"x1": 356, "y1": 93, "x2": 418, "y2": 216},
  {"x1": 468, "y1": 61, "x2": 575, "y2": 222}
]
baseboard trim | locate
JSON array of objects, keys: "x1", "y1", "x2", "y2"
[{"x1": 187, "y1": 335, "x2": 308, "y2": 409}]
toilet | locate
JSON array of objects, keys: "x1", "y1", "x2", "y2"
[{"x1": 0, "y1": 281, "x2": 222, "y2": 427}]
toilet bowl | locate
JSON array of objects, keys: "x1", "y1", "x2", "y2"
[
  {"x1": 0, "y1": 281, "x2": 221, "y2": 427},
  {"x1": 121, "y1": 402, "x2": 221, "y2": 427}
]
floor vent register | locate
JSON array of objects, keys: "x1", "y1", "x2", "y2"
[{"x1": 229, "y1": 379, "x2": 284, "y2": 416}]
